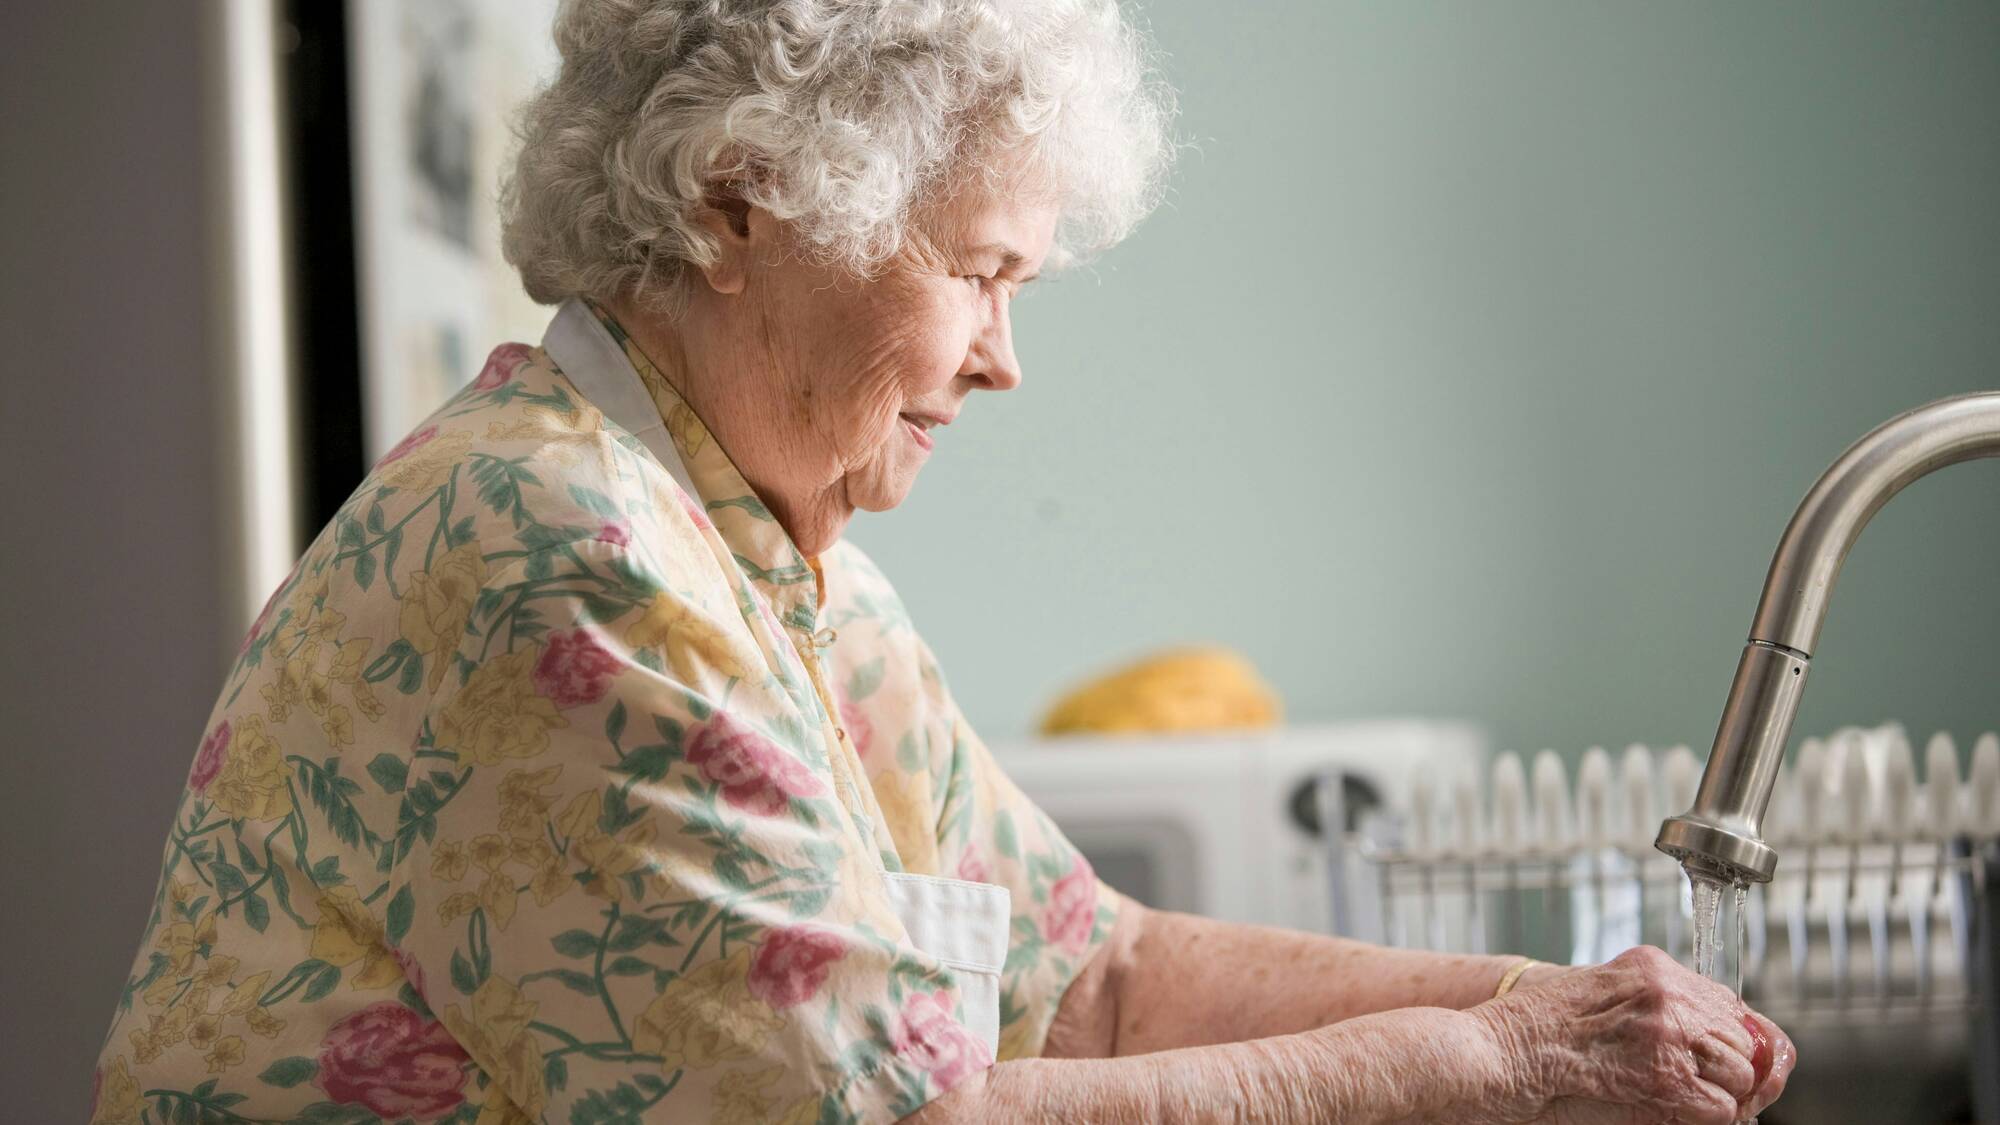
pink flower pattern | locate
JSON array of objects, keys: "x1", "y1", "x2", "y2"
[
  {"x1": 1042, "y1": 856, "x2": 1098, "y2": 954},
  {"x1": 685, "y1": 710, "x2": 825, "y2": 815},
  {"x1": 189, "y1": 721, "x2": 229, "y2": 794},
  {"x1": 893, "y1": 989, "x2": 993, "y2": 1092},
  {"x1": 594, "y1": 519, "x2": 630, "y2": 547},
  {"x1": 956, "y1": 848, "x2": 992, "y2": 885},
  {"x1": 839, "y1": 696, "x2": 875, "y2": 759},
  {"x1": 374, "y1": 425, "x2": 436, "y2": 468},
  {"x1": 95, "y1": 321, "x2": 1116, "y2": 1122},
  {"x1": 532, "y1": 628, "x2": 623, "y2": 709},
  {"x1": 472, "y1": 342, "x2": 532, "y2": 391},
  {"x1": 313, "y1": 1003, "x2": 468, "y2": 1121},
  {"x1": 747, "y1": 926, "x2": 847, "y2": 1009}
]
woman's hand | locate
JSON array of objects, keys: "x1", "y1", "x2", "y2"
[{"x1": 1471, "y1": 945, "x2": 1795, "y2": 1124}]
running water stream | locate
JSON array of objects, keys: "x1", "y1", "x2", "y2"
[
  {"x1": 1735, "y1": 883, "x2": 1748, "y2": 998},
  {"x1": 1691, "y1": 873, "x2": 1725, "y2": 977},
  {"x1": 1688, "y1": 869, "x2": 1757, "y2": 1125}
]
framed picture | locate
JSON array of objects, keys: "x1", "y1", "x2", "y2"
[{"x1": 346, "y1": 0, "x2": 562, "y2": 464}]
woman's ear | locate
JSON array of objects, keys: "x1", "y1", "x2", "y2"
[{"x1": 690, "y1": 182, "x2": 756, "y2": 296}]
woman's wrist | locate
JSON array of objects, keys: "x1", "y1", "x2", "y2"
[
  {"x1": 1428, "y1": 1008, "x2": 1524, "y2": 1123},
  {"x1": 1464, "y1": 987, "x2": 1562, "y2": 1124}
]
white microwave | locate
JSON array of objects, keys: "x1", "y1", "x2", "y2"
[{"x1": 991, "y1": 721, "x2": 1490, "y2": 931}]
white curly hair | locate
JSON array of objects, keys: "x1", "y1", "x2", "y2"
[{"x1": 499, "y1": 0, "x2": 1177, "y2": 314}]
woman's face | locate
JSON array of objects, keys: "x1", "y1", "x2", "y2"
[{"x1": 675, "y1": 176, "x2": 1059, "y2": 545}]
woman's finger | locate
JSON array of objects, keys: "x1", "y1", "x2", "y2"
[
  {"x1": 1690, "y1": 1033, "x2": 1755, "y2": 1103},
  {"x1": 1671, "y1": 1075, "x2": 1747, "y2": 1125},
  {"x1": 1741, "y1": 1011, "x2": 1797, "y2": 1116},
  {"x1": 1744, "y1": 1062, "x2": 1791, "y2": 1118},
  {"x1": 1739, "y1": 1013, "x2": 1772, "y2": 1086}
]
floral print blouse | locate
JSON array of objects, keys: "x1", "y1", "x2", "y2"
[{"x1": 90, "y1": 297, "x2": 1116, "y2": 1125}]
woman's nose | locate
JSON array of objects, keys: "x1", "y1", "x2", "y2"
[{"x1": 965, "y1": 302, "x2": 1023, "y2": 391}]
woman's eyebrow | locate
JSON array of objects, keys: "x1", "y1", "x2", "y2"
[{"x1": 973, "y1": 243, "x2": 1038, "y2": 282}]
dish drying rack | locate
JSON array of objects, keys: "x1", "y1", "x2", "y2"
[{"x1": 1320, "y1": 722, "x2": 2000, "y2": 1032}]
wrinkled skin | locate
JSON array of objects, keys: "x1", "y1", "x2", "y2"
[
  {"x1": 1469, "y1": 946, "x2": 1794, "y2": 1124},
  {"x1": 609, "y1": 173, "x2": 1052, "y2": 557},
  {"x1": 907, "y1": 899, "x2": 1794, "y2": 1123}
]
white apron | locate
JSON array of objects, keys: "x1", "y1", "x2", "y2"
[{"x1": 540, "y1": 296, "x2": 1011, "y2": 1051}]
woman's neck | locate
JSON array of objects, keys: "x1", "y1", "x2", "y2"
[{"x1": 602, "y1": 294, "x2": 850, "y2": 557}]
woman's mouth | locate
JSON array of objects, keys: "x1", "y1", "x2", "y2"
[{"x1": 900, "y1": 413, "x2": 936, "y2": 451}]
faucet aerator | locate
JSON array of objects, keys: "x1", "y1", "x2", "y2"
[{"x1": 1656, "y1": 393, "x2": 2000, "y2": 885}]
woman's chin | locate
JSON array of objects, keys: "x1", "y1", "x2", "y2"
[
  {"x1": 851, "y1": 484, "x2": 914, "y2": 513},
  {"x1": 845, "y1": 466, "x2": 920, "y2": 514}
]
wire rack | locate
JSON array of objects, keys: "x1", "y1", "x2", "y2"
[
  {"x1": 1338, "y1": 839, "x2": 1996, "y2": 1027},
  {"x1": 1314, "y1": 726, "x2": 2000, "y2": 1029},
  {"x1": 1314, "y1": 727, "x2": 2000, "y2": 1122}
]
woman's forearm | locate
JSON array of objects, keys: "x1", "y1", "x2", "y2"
[
  {"x1": 1054, "y1": 894, "x2": 1557, "y2": 1056},
  {"x1": 908, "y1": 1004, "x2": 1507, "y2": 1124}
]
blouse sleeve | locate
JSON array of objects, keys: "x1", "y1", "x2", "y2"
[
  {"x1": 817, "y1": 539, "x2": 1120, "y2": 1063},
  {"x1": 915, "y1": 633, "x2": 1123, "y2": 1063},
  {"x1": 394, "y1": 537, "x2": 994, "y2": 1123}
]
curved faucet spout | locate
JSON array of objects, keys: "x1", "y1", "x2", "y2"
[{"x1": 1656, "y1": 392, "x2": 2000, "y2": 884}]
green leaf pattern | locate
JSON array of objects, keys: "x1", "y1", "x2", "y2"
[{"x1": 90, "y1": 319, "x2": 1113, "y2": 1125}]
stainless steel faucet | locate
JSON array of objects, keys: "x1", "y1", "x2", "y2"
[{"x1": 1656, "y1": 392, "x2": 2000, "y2": 884}]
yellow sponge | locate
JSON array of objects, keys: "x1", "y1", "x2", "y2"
[{"x1": 1038, "y1": 646, "x2": 1282, "y2": 736}]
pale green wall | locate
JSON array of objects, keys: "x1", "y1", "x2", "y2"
[{"x1": 848, "y1": 0, "x2": 2000, "y2": 757}]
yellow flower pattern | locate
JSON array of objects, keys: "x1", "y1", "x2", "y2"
[
  {"x1": 399, "y1": 540, "x2": 489, "y2": 693},
  {"x1": 308, "y1": 884, "x2": 405, "y2": 990},
  {"x1": 624, "y1": 592, "x2": 754, "y2": 681},
  {"x1": 437, "y1": 646, "x2": 568, "y2": 763},
  {"x1": 631, "y1": 947, "x2": 787, "y2": 1070},
  {"x1": 381, "y1": 426, "x2": 474, "y2": 493},
  {"x1": 712, "y1": 1064, "x2": 796, "y2": 1124},
  {"x1": 441, "y1": 976, "x2": 548, "y2": 1118},
  {"x1": 93, "y1": 312, "x2": 1113, "y2": 1122},
  {"x1": 205, "y1": 716, "x2": 292, "y2": 822},
  {"x1": 87, "y1": 1056, "x2": 141, "y2": 1125}
]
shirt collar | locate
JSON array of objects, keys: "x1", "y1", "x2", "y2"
[{"x1": 540, "y1": 296, "x2": 825, "y2": 631}]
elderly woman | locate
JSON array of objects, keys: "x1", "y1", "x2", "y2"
[{"x1": 93, "y1": 2, "x2": 1793, "y2": 1122}]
